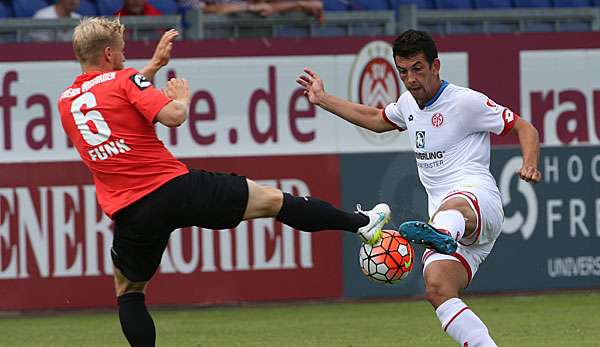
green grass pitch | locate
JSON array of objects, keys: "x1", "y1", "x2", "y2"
[{"x1": 1, "y1": 291, "x2": 598, "y2": 346}]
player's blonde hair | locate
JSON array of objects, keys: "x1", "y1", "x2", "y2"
[{"x1": 73, "y1": 17, "x2": 125, "y2": 66}]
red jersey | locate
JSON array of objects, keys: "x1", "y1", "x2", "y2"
[
  {"x1": 115, "y1": 3, "x2": 162, "y2": 16},
  {"x1": 58, "y1": 68, "x2": 188, "y2": 218}
]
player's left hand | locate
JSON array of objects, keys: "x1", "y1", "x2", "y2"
[
  {"x1": 150, "y1": 29, "x2": 178, "y2": 68},
  {"x1": 517, "y1": 166, "x2": 541, "y2": 184}
]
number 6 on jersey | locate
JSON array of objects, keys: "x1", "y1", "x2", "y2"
[{"x1": 71, "y1": 92, "x2": 112, "y2": 146}]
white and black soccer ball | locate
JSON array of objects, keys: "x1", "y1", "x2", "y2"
[{"x1": 359, "y1": 230, "x2": 414, "y2": 284}]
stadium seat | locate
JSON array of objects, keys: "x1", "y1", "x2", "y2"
[
  {"x1": 0, "y1": 2, "x2": 10, "y2": 18},
  {"x1": 514, "y1": 0, "x2": 553, "y2": 7},
  {"x1": 351, "y1": 0, "x2": 392, "y2": 10},
  {"x1": 553, "y1": 0, "x2": 591, "y2": 6},
  {"x1": 436, "y1": 0, "x2": 473, "y2": 9},
  {"x1": 147, "y1": 0, "x2": 177, "y2": 14},
  {"x1": 12, "y1": 0, "x2": 47, "y2": 17},
  {"x1": 394, "y1": 0, "x2": 436, "y2": 9},
  {"x1": 97, "y1": 0, "x2": 122, "y2": 16},
  {"x1": 473, "y1": 0, "x2": 514, "y2": 8},
  {"x1": 323, "y1": 0, "x2": 351, "y2": 11},
  {"x1": 78, "y1": 0, "x2": 98, "y2": 16}
]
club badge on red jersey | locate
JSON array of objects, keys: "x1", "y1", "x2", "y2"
[{"x1": 130, "y1": 73, "x2": 152, "y2": 90}]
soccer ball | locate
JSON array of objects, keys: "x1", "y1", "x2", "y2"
[{"x1": 359, "y1": 230, "x2": 414, "y2": 284}]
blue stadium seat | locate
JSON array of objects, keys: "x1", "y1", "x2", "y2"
[
  {"x1": 436, "y1": 0, "x2": 472, "y2": 9},
  {"x1": 0, "y1": 2, "x2": 10, "y2": 18},
  {"x1": 97, "y1": 0, "x2": 123, "y2": 16},
  {"x1": 351, "y1": 0, "x2": 392, "y2": 10},
  {"x1": 12, "y1": 0, "x2": 47, "y2": 17},
  {"x1": 323, "y1": 0, "x2": 351, "y2": 11},
  {"x1": 514, "y1": 0, "x2": 553, "y2": 7},
  {"x1": 78, "y1": 0, "x2": 98, "y2": 16},
  {"x1": 473, "y1": 0, "x2": 513, "y2": 8},
  {"x1": 148, "y1": 0, "x2": 178, "y2": 14},
  {"x1": 394, "y1": 0, "x2": 436, "y2": 9},
  {"x1": 553, "y1": 0, "x2": 591, "y2": 6}
]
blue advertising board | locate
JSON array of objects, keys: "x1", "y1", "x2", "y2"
[{"x1": 341, "y1": 146, "x2": 600, "y2": 297}]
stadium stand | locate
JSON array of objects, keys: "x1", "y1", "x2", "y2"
[
  {"x1": 514, "y1": 0, "x2": 553, "y2": 7},
  {"x1": 12, "y1": 0, "x2": 47, "y2": 17},
  {"x1": 435, "y1": 0, "x2": 472, "y2": 9},
  {"x1": 323, "y1": 0, "x2": 351, "y2": 11},
  {"x1": 147, "y1": 0, "x2": 178, "y2": 15},
  {"x1": 395, "y1": 0, "x2": 436, "y2": 9},
  {"x1": 78, "y1": 0, "x2": 99, "y2": 16},
  {"x1": 473, "y1": 0, "x2": 514, "y2": 8},
  {"x1": 1, "y1": 0, "x2": 600, "y2": 40},
  {"x1": 554, "y1": 0, "x2": 592, "y2": 6},
  {"x1": 0, "y1": 2, "x2": 10, "y2": 18},
  {"x1": 97, "y1": 0, "x2": 122, "y2": 16},
  {"x1": 351, "y1": 0, "x2": 393, "y2": 10}
]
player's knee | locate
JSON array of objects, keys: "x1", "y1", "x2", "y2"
[
  {"x1": 114, "y1": 271, "x2": 147, "y2": 297},
  {"x1": 425, "y1": 280, "x2": 456, "y2": 307},
  {"x1": 253, "y1": 185, "x2": 281, "y2": 214},
  {"x1": 115, "y1": 279, "x2": 147, "y2": 297},
  {"x1": 247, "y1": 184, "x2": 283, "y2": 217}
]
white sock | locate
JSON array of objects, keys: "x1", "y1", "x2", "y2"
[
  {"x1": 431, "y1": 209, "x2": 465, "y2": 242},
  {"x1": 436, "y1": 298, "x2": 497, "y2": 347}
]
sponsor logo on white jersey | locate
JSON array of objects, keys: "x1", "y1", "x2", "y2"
[{"x1": 415, "y1": 131, "x2": 425, "y2": 149}]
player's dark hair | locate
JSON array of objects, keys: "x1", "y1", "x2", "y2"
[{"x1": 393, "y1": 30, "x2": 438, "y2": 66}]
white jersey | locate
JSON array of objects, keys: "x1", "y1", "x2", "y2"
[
  {"x1": 383, "y1": 82, "x2": 518, "y2": 216},
  {"x1": 31, "y1": 6, "x2": 81, "y2": 42}
]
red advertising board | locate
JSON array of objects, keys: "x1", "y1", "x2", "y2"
[{"x1": 0, "y1": 155, "x2": 342, "y2": 310}]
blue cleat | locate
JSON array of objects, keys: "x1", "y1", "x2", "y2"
[{"x1": 398, "y1": 221, "x2": 457, "y2": 255}]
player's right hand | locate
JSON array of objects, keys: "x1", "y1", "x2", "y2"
[
  {"x1": 296, "y1": 67, "x2": 325, "y2": 105},
  {"x1": 517, "y1": 166, "x2": 541, "y2": 184},
  {"x1": 164, "y1": 78, "x2": 190, "y2": 105}
]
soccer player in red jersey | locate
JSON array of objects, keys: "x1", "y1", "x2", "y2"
[{"x1": 58, "y1": 17, "x2": 390, "y2": 347}]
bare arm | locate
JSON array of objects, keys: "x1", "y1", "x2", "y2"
[
  {"x1": 203, "y1": 2, "x2": 275, "y2": 15},
  {"x1": 156, "y1": 78, "x2": 191, "y2": 127},
  {"x1": 269, "y1": 1, "x2": 324, "y2": 21},
  {"x1": 511, "y1": 117, "x2": 541, "y2": 183},
  {"x1": 140, "y1": 29, "x2": 178, "y2": 81},
  {"x1": 296, "y1": 68, "x2": 396, "y2": 133}
]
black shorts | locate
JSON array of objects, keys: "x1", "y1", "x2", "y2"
[{"x1": 111, "y1": 169, "x2": 248, "y2": 282}]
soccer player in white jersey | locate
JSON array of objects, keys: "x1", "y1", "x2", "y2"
[{"x1": 297, "y1": 30, "x2": 541, "y2": 347}]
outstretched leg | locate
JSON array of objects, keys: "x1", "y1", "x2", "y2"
[{"x1": 243, "y1": 178, "x2": 390, "y2": 244}]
